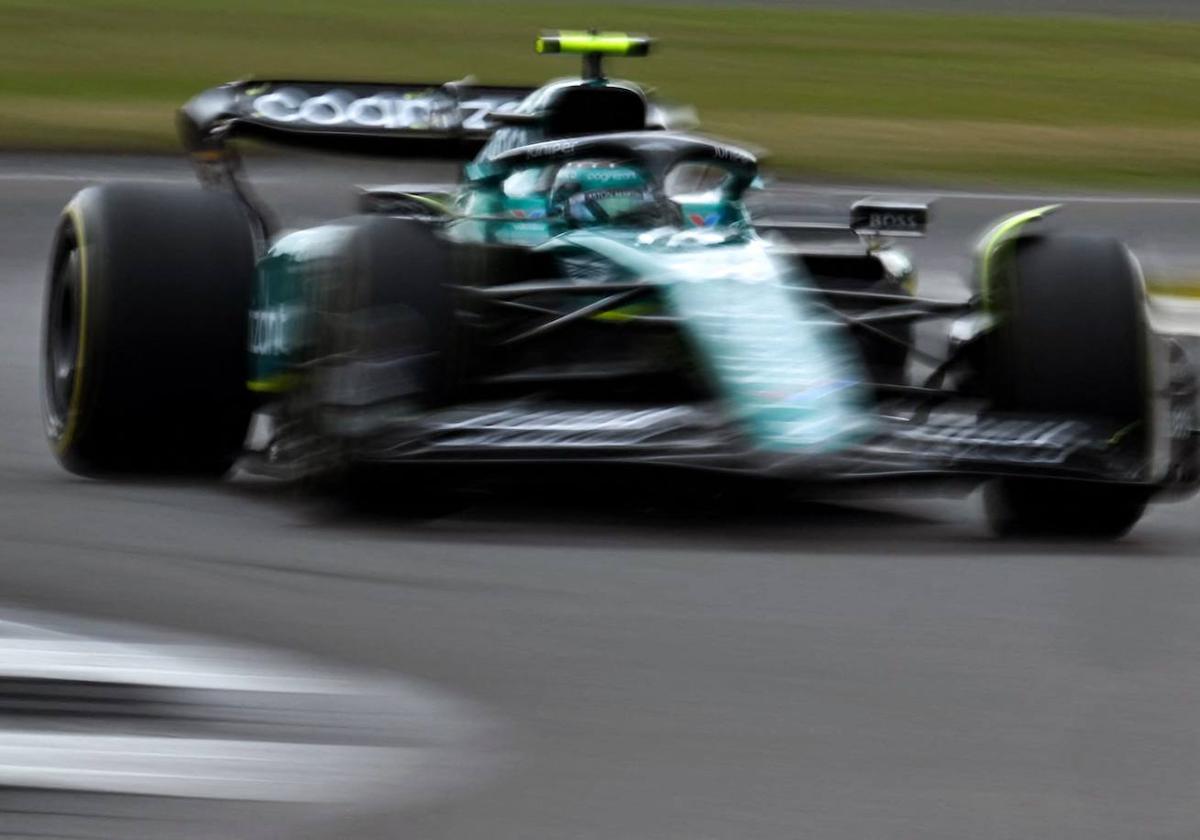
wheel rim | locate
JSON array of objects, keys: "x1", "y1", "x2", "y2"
[{"x1": 44, "y1": 234, "x2": 81, "y2": 439}]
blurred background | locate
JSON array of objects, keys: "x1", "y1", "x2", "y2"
[
  {"x1": 5, "y1": 3, "x2": 1200, "y2": 840},
  {"x1": 5, "y1": 0, "x2": 1200, "y2": 189}
]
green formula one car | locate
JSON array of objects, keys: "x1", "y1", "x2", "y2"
[{"x1": 41, "y1": 32, "x2": 1200, "y2": 537}]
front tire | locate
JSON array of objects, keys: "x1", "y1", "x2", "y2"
[
  {"x1": 42, "y1": 184, "x2": 256, "y2": 476},
  {"x1": 984, "y1": 233, "x2": 1151, "y2": 538},
  {"x1": 984, "y1": 479, "x2": 1149, "y2": 539}
]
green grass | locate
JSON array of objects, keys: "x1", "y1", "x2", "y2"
[{"x1": 6, "y1": 0, "x2": 1200, "y2": 189}]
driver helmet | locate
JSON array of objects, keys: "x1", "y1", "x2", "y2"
[{"x1": 549, "y1": 159, "x2": 655, "y2": 225}]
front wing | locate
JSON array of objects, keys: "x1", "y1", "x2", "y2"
[{"x1": 318, "y1": 399, "x2": 1198, "y2": 491}]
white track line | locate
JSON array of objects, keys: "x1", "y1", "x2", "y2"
[
  {"x1": 772, "y1": 183, "x2": 1200, "y2": 205},
  {"x1": 0, "y1": 734, "x2": 422, "y2": 801},
  {"x1": 0, "y1": 614, "x2": 508, "y2": 805},
  {"x1": 0, "y1": 172, "x2": 191, "y2": 184}
]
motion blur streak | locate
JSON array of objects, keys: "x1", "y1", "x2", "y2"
[{"x1": 0, "y1": 609, "x2": 506, "y2": 838}]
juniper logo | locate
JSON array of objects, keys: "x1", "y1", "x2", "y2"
[{"x1": 526, "y1": 139, "x2": 578, "y2": 158}]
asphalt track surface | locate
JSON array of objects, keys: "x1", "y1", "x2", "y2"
[{"x1": 4, "y1": 154, "x2": 1200, "y2": 839}]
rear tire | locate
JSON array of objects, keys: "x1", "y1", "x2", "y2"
[
  {"x1": 42, "y1": 184, "x2": 256, "y2": 476},
  {"x1": 985, "y1": 234, "x2": 1150, "y2": 538}
]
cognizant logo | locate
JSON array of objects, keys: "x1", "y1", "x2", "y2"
[
  {"x1": 249, "y1": 304, "x2": 306, "y2": 356},
  {"x1": 251, "y1": 88, "x2": 500, "y2": 132}
]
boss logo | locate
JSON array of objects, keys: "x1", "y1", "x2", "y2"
[
  {"x1": 852, "y1": 201, "x2": 928, "y2": 236},
  {"x1": 868, "y1": 212, "x2": 919, "y2": 231}
]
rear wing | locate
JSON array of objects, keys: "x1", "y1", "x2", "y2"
[
  {"x1": 178, "y1": 79, "x2": 535, "y2": 159},
  {"x1": 178, "y1": 31, "x2": 679, "y2": 239},
  {"x1": 178, "y1": 31, "x2": 659, "y2": 160}
]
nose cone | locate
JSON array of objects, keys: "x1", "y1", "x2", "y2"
[
  {"x1": 662, "y1": 261, "x2": 875, "y2": 454},
  {"x1": 569, "y1": 232, "x2": 875, "y2": 453}
]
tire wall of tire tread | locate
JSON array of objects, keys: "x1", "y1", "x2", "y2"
[
  {"x1": 989, "y1": 234, "x2": 1148, "y2": 424},
  {"x1": 982, "y1": 232, "x2": 1156, "y2": 537},
  {"x1": 46, "y1": 184, "x2": 256, "y2": 475}
]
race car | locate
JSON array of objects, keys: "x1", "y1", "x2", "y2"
[{"x1": 41, "y1": 31, "x2": 1200, "y2": 537}]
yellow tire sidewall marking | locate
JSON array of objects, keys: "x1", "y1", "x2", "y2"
[{"x1": 55, "y1": 203, "x2": 89, "y2": 456}]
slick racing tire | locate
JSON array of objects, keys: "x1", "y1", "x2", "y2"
[
  {"x1": 985, "y1": 233, "x2": 1150, "y2": 538},
  {"x1": 984, "y1": 478, "x2": 1150, "y2": 539},
  {"x1": 42, "y1": 184, "x2": 256, "y2": 476}
]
